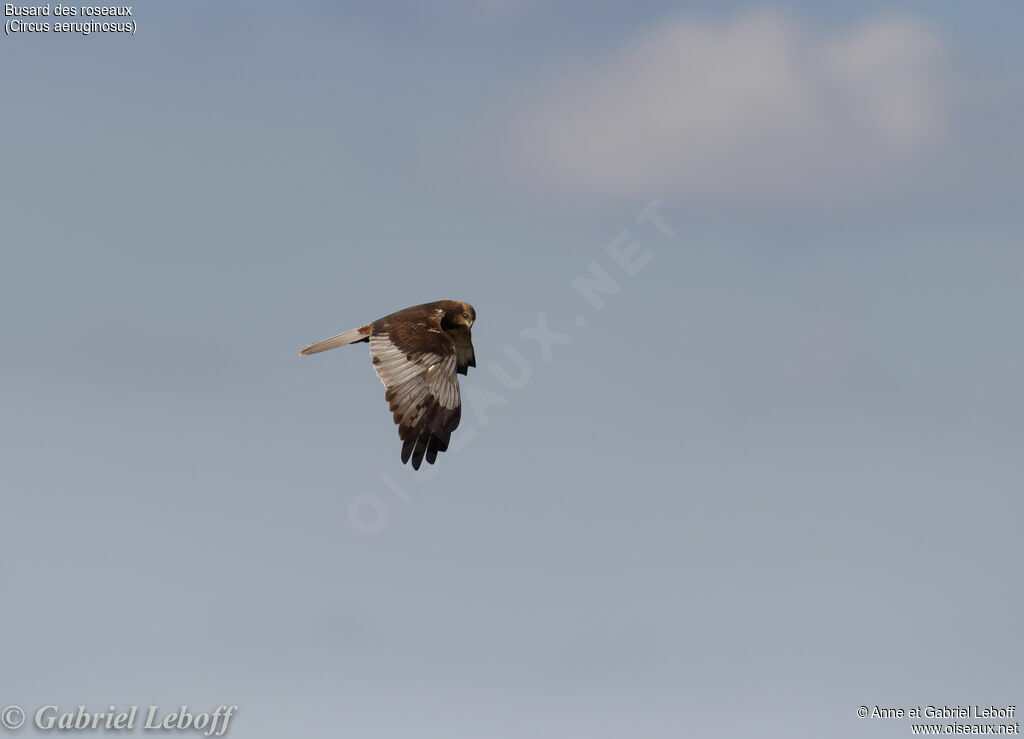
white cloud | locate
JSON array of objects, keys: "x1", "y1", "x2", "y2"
[{"x1": 500, "y1": 12, "x2": 948, "y2": 201}]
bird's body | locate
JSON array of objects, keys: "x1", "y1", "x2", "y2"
[{"x1": 300, "y1": 300, "x2": 476, "y2": 469}]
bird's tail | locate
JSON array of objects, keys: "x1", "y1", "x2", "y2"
[{"x1": 298, "y1": 326, "x2": 371, "y2": 356}]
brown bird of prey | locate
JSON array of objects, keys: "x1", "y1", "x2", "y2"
[{"x1": 299, "y1": 300, "x2": 476, "y2": 469}]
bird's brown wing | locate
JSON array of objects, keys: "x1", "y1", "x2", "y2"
[
  {"x1": 444, "y1": 325, "x2": 476, "y2": 375},
  {"x1": 369, "y1": 331, "x2": 462, "y2": 469}
]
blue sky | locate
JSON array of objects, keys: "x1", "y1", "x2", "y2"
[{"x1": 2, "y1": 3, "x2": 1022, "y2": 738}]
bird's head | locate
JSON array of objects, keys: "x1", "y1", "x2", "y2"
[
  {"x1": 457, "y1": 302, "x2": 476, "y2": 329},
  {"x1": 439, "y1": 300, "x2": 476, "y2": 330}
]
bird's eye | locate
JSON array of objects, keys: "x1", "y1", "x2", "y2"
[{"x1": 463, "y1": 312, "x2": 469, "y2": 318}]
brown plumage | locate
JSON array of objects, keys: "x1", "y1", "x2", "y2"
[{"x1": 299, "y1": 300, "x2": 477, "y2": 469}]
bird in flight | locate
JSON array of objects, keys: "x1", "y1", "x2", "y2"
[{"x1": 299, "y1": 300, "x2": 477, "y2": 470}]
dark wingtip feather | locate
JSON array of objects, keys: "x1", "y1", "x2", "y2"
[{"x1": 411, "y1": 434, "x2": 428, "y2": 469}]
